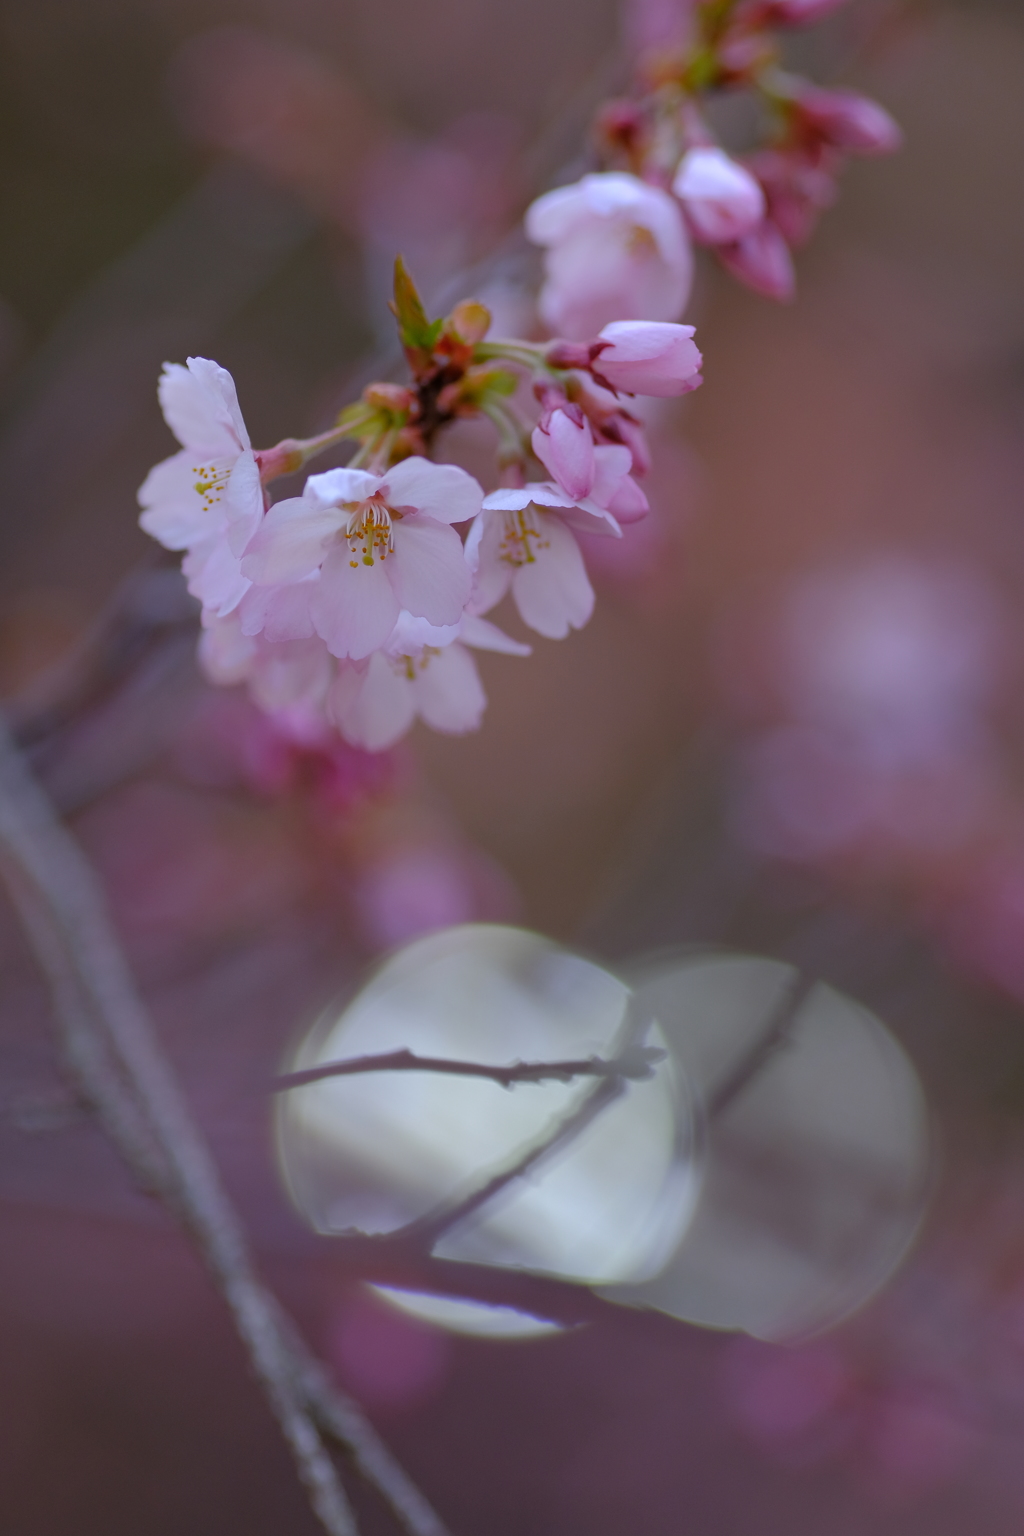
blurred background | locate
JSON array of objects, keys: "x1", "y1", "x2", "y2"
[{"x1": 3, "y1": 0, "x2": 1024, "y2": 1530}]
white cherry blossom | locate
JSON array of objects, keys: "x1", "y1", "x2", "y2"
[
  {"x1": 240, "y1": 458, "x2": 480, "y2": 661},
  {"x1": 138, "y1": 357, "x2": 262, "y2": 617},
  {"x1": 525, "y1": 172, "x2": 693, "y2": 341}
]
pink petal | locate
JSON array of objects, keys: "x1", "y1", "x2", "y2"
[
  {"x1": 460, "y1": 613, "x2": 531, "y2": 656},
  {"x1": 387, "y1": 516, "x2": 471, "y2": 626},
  {"x1": 311, "y1": 545, "x2": 400, "y2": 660},
  {"x1": 158, "y1": 358, "x2": 249, "y2": 454},
  {"x1": 531, "y1": 411, "x2": 595, "y2": 500},
  {"x1": 138, "y1": 451, "x2": 214, "y2": 549},
  {"x1": 198, "y1": 614, "x2": 256, "y2": 683},
  {"x1": 250, "y1": 639, "x2": 333, "y2": 714},
  {"x1": 225, "y1": 449, "x2": 264, "y2": 555},
  {"x1": 465, "y1": 512, "x2": 513, "y2": 616},
  {"x1": 672, "y1": 148, "x2": 766, "y2": 246},
  {"x1": 482, "y1": 484, "x2": 577, "y2": 512},
  {"x1": 330, "y1": 653, "x2": 416, "y2": 751},
  {"x1": 413, "y1": 644, "x2": 487, "y2": 734},
  {"x1": 511, "y1": 518, "x2": 594, "y2": 638},
  {"x1": 183, "y1": 534, "x2": 251, "y2": 616},
  {"x1": 305, "y1": 467, "x2": 383, "y2": 506},
  {"x1": 241, "y1": 496, "x2": 342, "y2": 584},
  {"x1": 382, "y1": 458, "x2": 483, "y2": 525},
  {"x1": 595, "y1": 320, "x2": 704, "y2": 397},
  {"x1": 238, "y1": 580, "x2": 316, "y2": 642}
]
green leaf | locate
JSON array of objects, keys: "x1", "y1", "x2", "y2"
[{"x1": 390, "y1": 256, "x2": 441, "y2": 350}]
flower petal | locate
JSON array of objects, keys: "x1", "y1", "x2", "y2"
[
  {"x1": 460, "y1": 613, "x2": 531, "y2": 656},
  {"x1": 465, "y1": 512, "x2": 512, "y2": 615},
  {"x1": 158, "y1": 358, "x2": 249, "y2": 454},
  {"x1": 241, "y1": 496, "x2": 342, "y2": 584},
  {"x1": 250, "y1": 639, "x2": 333, "y2": 713},
  {"x1": 138, "y1": 452, "x2": 216, "y2": 549},
  {"x1": 329, "y1": 653, "x2": 416, "y2": 751},
  {"x1": 387, "y1": 611, "x2": 461, "y2": 655},
  {"x1": 481, "y1": 483, "x2": 578, "y2": 513},
  {"x1": 511, "y1": 517, "x2": 594, "y2": 638},
  {"x1": 225, "y1": 449, "x2": 265, "y2": 555},
  {"x1": 388, "y1": 516, "x2": 472, "y2": 625},
  {"x1": 238, "y1": 580, "x2": 316, "y2": 641},
  {"x1": 183, "y1": 534, "x2": 251, "y2": 616},
  {"x1": 382, "y1": 458, "x2": 484, "y2": 525},
  {"x1": 413, "y1": 644, "x2": 487, "y2": 734},
  {"x1": 311, "y1": 545, "x2": 400, "y2": 659},
  {"x1": 531, "y1": 411, "x2": 595, "y2": 500},
  {"x1": 305, "y1": 467, "x2": 383, "y2": 506}
]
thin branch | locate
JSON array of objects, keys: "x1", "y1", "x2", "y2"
[
  {"x1": 274, "y1": 1044, "x2": 665, "y2": 1093},
  {"x1": 0, "y1": 712, "x2": 451, "y2": 1536},
  {"x1": 705, "y1": 970, "x2": 817, "y2": 1121}
]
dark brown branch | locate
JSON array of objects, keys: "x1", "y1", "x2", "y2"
[
  {"x1": 274, "y1": 1044, "x2": 664, "y2": 1093},
  {"x1": 0, "y1": 713, "x2": 451, "y2": 1536}
]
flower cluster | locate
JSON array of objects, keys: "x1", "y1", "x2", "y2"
[
  {"x1": 139, "y1": 274, "x2": 703, "y2": 750},
  {"x1": 527, "y1": 0, "x2": 901, "y2": 325},
  {"x1": 139, "y1": 0, "x2": 898, "y2": 755}
]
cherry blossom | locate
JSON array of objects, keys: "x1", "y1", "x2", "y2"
[
  {"x1": 525, "y1": 172, "x2": 693, "y2": 341},
  {"x1": 794, "y1": 87, "x2": 903, "y2": 156},
  {"x1": 327, "y1": 611, "x2": 529, "y2": 752},
  {"x1": 467, "y1": 480, "x2": 624, "y2": 640},
  {"x1": 672, "y1": 147, "x2": 766, "y2": 245},
  {"x1": 531, "y1": 398, "x2": 649, "y2": 521},
  {"x1": 138, "y1": 357, "x2": 263, "y2": 616},
  {"x1": 717, "y1": 220, "x2": 796, "y2": 301},
  {"x1": 592, "y1": 320, "x2": 704, "y2": 397},
  {"x1": 240, "y1": 458, "x2": 479, "y2": 660}
]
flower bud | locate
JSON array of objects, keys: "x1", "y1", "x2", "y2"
[
  {"x1": 672, "y1": 146, "x2": 767, "y2": 245},
  {"x1": 717, "y1": 221, "x2": 796, "y2": 302},
  {"x1": 448, "y1": 300, "x2": 491, "y2": 345},
  {"x1": 531, "y1": 407, "x2": 596, "y2": 499},
  {"x1": 593, "y1": 320, "x2": 703, "y2": 398},
  {"x1": 749, "y1": 0, "x2": 849, "y2": 24},
  {"x1": 795, "y1": 87, "x2": 903, "y2": 156}
]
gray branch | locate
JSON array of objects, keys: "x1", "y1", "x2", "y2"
[
  {"x1": 0, "y1": 712, "x2": 450, "y2": 1536},
  {"x1": 274, "y1": 1044, "x2": 665, "y2": 1093}
]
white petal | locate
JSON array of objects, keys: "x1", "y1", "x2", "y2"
[
  {"x1": 413, "y1": 644, "x2": 487, "y2": 734},
  {"x1": 460, "y1": 613, "x2": 531, "y2": 656},
  {"x1": 524, "y1": 182, "x2": 592, "y2": 246},
  {"x1": 224, "y1": 449, "x2": 265, "y2": 555},
  {"x1": 388, "y1": 516, "x2": 472, "y2": 626},
  {"x1": 382, "y1": 458, "x2": 484, "y2": 525},
  {"x1": 250, "y1": 639, "x2": 333, "y2": 713},
  {"x1": 183, "y1": 534, "x2": 251, "y2": 616},
  {"x1": 559, "y1": 498, "x2": 623, "y2": 537},
  {"x1": 238, "y1": 581, "x2": 316, "y2": 642},
  {"x1": 305, "y1": 467, "x2": 383, "y2": 506},
  {"x1": 511, "y1": 517, "x2": 594, "y2": 638},
  {"x1": 198, "y1": 614, "x2": 256, "y2": 684},
  {"x1": 465, "y1": 512, "x2": 513, "y2": 615},
  {"x1": 311, "y1": 545, "x2": 400, "y2": 660},
  {"x1": 387, "y1": 611, "x2": 460, "y2": 655},
  {"x1": 158, "y1": 358, "x2": 249, "y2": 454},
  {"x1": 329, "y1": 653, "x2": 416, "y2": 751},
  {"x1": 482, "y1": 483, "x2": 577, "y2": 512},
  {"x1": 241, "y1": 496, "x2": 342, "y2": 584},
  {"x1": 138, "y1": 452, "x2": 213, "y2": 549}
]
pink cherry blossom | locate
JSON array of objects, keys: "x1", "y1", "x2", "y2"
[
  {"x1": 240, "y1": 458, "x2": 479, "y2": 660},
  {"x1": 531, "y1": 407, "x2": 595, "y2": 500},
  {"x1": 467, "y1": 483, "x2": 623, "y2": 640},
  {"x1": 717, "y1": 220, "x2": 796, "y2": 302},
  {"x1": 138, "y1": 357, "x2": 264, "y2": 617},
  {"x1": 525, "y1": 172, "x2": 694, "y2": 341},
  {"x1": 672, "y1": 146, "x2": 766, "y2": 245},
  {"x1": 745, "y1": 147, "x2": 839, "y2": 249},
  {"x1": 327, "y1": 611, "x2": 528, "y2": 752},
  {"x1": 795, "y1": 88, "x2": 903, "y2": 156},
  {"x1": 593, "y1": 320, "x2": 704, "y2": 398}
]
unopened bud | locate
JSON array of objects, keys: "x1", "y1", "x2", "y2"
[
  {"x1": 448, "y1": 300, "x2": 492, "y2": 345},
  {"x1": 717, "y1": 221, "x2": 796, "y2": 302},
  {"x1": 594, "y1": 98, "x2": 647, "y2": 158},
  {"x1": 363, "y1": 382, "x2": 416, "y2": 415},
  {"x1": 795, "y1": 87, "x2": 903, "y2": 156}
]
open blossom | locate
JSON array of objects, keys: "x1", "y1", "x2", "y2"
[
  {"x1": 240, "y1": 458, "x2": 479, "y2": 660},
  {"x1": 467, "y1": 479, "x2": 623, "y2": 640},
  {"x1": 525, "y1": 172, "x2": 693, "y2": 341},
  {"x1": 138, "y1": 357, "x2": 263, "y2": 616},
  {"x1": 593, "y1": 320, "x2": 703, "y2": 398},
  {"x1": 328, "y1": 611, "x2": 529, "y2": 752},
  {"x1": 672, "y1": 147, "x2": 766, "y2": 245}
]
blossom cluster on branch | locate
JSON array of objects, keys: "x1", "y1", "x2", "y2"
[{"x1": 138, "y1": 0, "x2": 898, "y2": 753}]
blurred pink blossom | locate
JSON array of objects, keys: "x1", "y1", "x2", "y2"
[
  {"x1": 717, "y1": 221, "x2": 796, "y2": 301},
  {"x1": 526, "y1": 173, "x2": 693, "y2": 340},
  {"x1": 794, "y1": 87, "x2": 904, "y2": 156},
  {"x1": 672, "y1": 147, "x2": 767, "y2": 245}
]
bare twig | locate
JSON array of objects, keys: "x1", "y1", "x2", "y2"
[
  {"x1": 0, "y1": 712, "x2": 451, "y2": 1536},
  {"x1": 274, "y1": 1044, "x2": 665, "y2": 1093},
  {"x1": 705, "y1": 970, "x2": 816, "y2": 1122}
]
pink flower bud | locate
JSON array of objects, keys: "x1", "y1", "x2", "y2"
[
  {"x1": 796, "y1": 88, "x2": 903, "y2": 156},
  {"x1": 672, "y1": 146, "x2": 767, "y2": 245},
  {"x1": 750, "y1": 0, "x2": 850, "y2": 25},
  {"x1": 717, "y1": 221, "x2": 796, "y2": 302},
  {"x1": 593, "y1": 320, "x2": 703, "y2": 398},
  {"x1": 531, "y1": 407, "x2": 596, "y2": 499}
]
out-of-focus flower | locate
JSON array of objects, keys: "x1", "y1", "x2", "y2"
[
  {"x1": 138, "y1": 357, "x2": 262, "y2": 616},
  {"x1": 793, "y1": 87, "x2": 904, "y2": 156},
  {"x1": 743, "y1": 0, "x2": 850, "y2": 25},
  {"x1": 672, "y1": 147, "x2": 766, "y2": 245},
  {"x1": 717, "y1": 221, "x2": 797, "y2": 301},
  {"x1": 745, "y1": 147, "x2": 839, "y2": 248},
  {"x1": 241, "y1": 460, "x2": 479, "y2": 660},
  {"x1": 327, "y1": 611, "x2": 527, "y2": 752},
  {"x1": 525, "y1": 172, "x2": 693, "y2": 340},
  {"x1": 592, "y1": 319, "x2": 703, "y2": 397}
]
